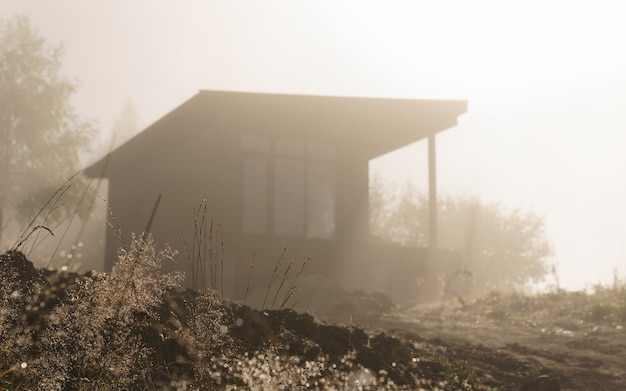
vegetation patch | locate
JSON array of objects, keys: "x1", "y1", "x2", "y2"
[{"x1": 0, "y1": 237, "x2": 549, "y2": 390}]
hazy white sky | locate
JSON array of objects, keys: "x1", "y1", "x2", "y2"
[{"x1": 3, "y1": 0, "x2": 626, "y2": 290}]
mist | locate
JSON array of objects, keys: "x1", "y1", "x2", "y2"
[{"x1": 2, "y1": 1, "x2": 626, "y2": 294}]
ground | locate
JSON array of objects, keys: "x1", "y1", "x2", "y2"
[
  {"x1": 216, "y1": 286, "x2": 626, "y2": 390},
  {"x1": 2, "y1": 249, "x2": 625, "y2": 390},
  {"x1": 342, "y1": 290, "x2": 626, "y2": 390}
]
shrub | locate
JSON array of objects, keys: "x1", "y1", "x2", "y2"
[{"x1": 23, "y1": 234, "x2": 182, "y2": 390}]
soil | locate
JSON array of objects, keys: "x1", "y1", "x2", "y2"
[
  {"x1": 220, "y1": 288, "x2": 626, "y2": 390},
  {"x1": 378, "y1": 293, "x2": 626, "y2": 390},
  {"x1": 358, "y1": 292, "x2": 626, "y2": 390},
  {"x1": 3, "y1": 250, "x2": 626, "y2": 390}
]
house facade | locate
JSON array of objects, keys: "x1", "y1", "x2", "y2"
[{"x1": 85, "y1": 90, "x2": 467, "y2": 304}]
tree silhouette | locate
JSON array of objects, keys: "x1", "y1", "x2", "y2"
[
  {"x1": 370, "y1": 179, "x2": 552, "y2": 294},
  {"x1": 0, "y1": 15, "x2": 96, "y2": 243}
]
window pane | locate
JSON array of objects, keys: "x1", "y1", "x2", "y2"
[
  {"x1": 307, "y1": 161, "x2": 336, "y2": 239},
  {"x1": 275, "y1": 139, "x2": 305, "y2": 157},
  {"x1": 308, "y1": 142, "x2": 335, "y2": 161},
  {"x1": 241, "y1": 134, "x2": 270, "y2": 152},
  {"x1": 242, "y1": 159, "x2": 267, "y2": 233},
  {"x1": 274, "y1": 158, "x2": 305, "y2": 236}
]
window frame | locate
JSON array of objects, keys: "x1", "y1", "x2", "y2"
[{"x1": 240, "y1": 134, "x2": 336, "y2": 240}]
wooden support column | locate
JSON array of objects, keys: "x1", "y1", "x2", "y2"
[{"x1": 428, "y1": 134, "x2": 438, "y2": 249}]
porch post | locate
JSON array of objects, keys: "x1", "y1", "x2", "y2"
[{"x1": 428, "y1": 134, "x2": 438, "y2": 249}]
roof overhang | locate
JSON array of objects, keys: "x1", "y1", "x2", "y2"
[{"x1": 85, "y1": 90, "x2": 467, "y2": 176}]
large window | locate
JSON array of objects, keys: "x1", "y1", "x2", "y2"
[
  {"x1": 241, "y1": 135, "x2": 336, "y2": 240},
  {"x1": 242, "y1": 158, "x2": 267, "y2": 234}
]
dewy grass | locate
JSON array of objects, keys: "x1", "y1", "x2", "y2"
[
  {"x1": 0, "y1": 253, "x2": 23, "y2": 378},
  {"x1": 24, "y1": 234, "x2": 182, "y2": 390},
  {"x1": 0, "y1": 250, "x2": 41, "y2": 390},
  {"x1": 181, "y1": 289, "x2": 233, "y2": 386}
]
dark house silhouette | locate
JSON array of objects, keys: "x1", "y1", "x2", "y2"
[{"x1": 85, "y1": 90, "x2": 467, "y2": 303}]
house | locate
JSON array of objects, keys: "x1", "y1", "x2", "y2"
[{"x1": 84, "y1": 90, "x2": 467, "y2": 304}]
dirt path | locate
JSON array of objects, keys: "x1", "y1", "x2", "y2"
[{"x1": 373, "y1": 292, "x2": 626, "y2": 390}]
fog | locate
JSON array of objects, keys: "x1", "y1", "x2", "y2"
[{"x1": 2, "y1": 1, "x2": 626, "y2": 291}]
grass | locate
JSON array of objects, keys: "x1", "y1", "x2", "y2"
[
  {"x1": 476, "y1": 284, "x2": 626, "y2": 329},
  {"x1": 182, "y1": 197, "x2": 224, "y2": 298}
]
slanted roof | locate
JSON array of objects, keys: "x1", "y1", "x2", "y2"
[{"x1": 85, "y1": 90, "x2": 466, "y2": 177}]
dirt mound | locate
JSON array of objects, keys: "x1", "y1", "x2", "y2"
[
  {"x1": 5, "y1": 250, "x2": 625, "y2": 389},
  {"x1": 0, "y1": 250, "x2": 40, "y2": 284},
  {"x1": 148, "y1": 291, "x2": 539, "y2": 389}
]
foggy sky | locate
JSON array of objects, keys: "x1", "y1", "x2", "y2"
[{"x1": 2, "y1": 0, "x2": 626, "y2": 290}]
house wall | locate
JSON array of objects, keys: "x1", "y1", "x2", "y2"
[
  {"x1": 102, "y1": 108, "x2": 353, "y2": 301},
  {"x1": 98, "y1": 92, "x2": 466, "y2": 304},
  {"x1": 103, "y1": 101, "x2": 223, "y2": 274},
  {"x1": 223, "y1": 129, "x2": 370, "y2": 302}
]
